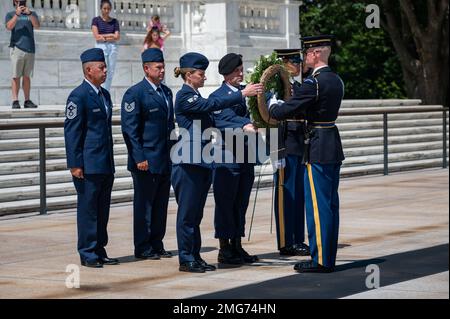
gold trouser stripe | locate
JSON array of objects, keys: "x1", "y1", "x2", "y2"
[
  {"x1": 307, "y1": 164, "x2": 323, "y2": 265},
  {"x1": 277, "y1": 168, "x2": 286, "y2": 248}
]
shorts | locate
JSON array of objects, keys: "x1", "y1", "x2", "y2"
[{"x1": 10, "y1": 46, "x2": 35, "y2": 78}]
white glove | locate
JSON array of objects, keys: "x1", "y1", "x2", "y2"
[
  {"x1": 268, "y1": 96, "x2": 284, "y2": 111},
  {"x1": 268, "y1": 94, "x2": 278, "y2": 108},
  {"x1": 273, "y1": 158, "x2": 286, "y2": 170}
]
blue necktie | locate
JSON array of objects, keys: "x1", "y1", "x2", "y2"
[
  {"x1": 156, "y1": 87, "x2": 164, "y2": 100},
  {"x1": 157, "y1": 87, "x2": 169, "y2": 107},
  {"x1": 98, "y1": 90, "x2": 108, "y2": 116},
  {"x1": 156, "y1": 86, "x2": 171, "y2": 119}
]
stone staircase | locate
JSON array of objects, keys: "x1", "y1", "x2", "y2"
[{"x1": 0, "y1": 100, "x2": 448, "y2": 216}]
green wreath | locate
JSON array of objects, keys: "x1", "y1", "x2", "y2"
[{"x1": 246, "y1": 52, "x2": 292, "y2": 128}]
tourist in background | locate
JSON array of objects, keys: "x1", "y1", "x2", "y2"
[
  {"x1": 91, "y1": 0, "x2": 120, "y2": 92},
  {"x1": 5, "y1": 0, "x2": 40, "y2": 109},
  {"x1": 147, "y1": 15, "x2": 169, "y2": 34},
  {"x1": 143, "y1": 26, "x2": 170, "y2": 52},
  {"x1": 146, "y1": 15, "x2": 171, "y2": 50}
]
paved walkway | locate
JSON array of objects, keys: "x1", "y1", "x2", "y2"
[{"x1": 0, "y1": 168, "x2": 448, "y2": 299}]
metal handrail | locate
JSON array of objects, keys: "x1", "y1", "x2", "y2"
[
  {"x1": 338, "y1": 105, "x2": 446, "y2": 115},
  {"x1": 0, "y1": 106, "x2": 448, "y2": 215},
  {"x1": 338, "y1": 106, "x2": 448, "y2": 175}
]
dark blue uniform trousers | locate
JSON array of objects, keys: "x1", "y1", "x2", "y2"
[
  {"x1": 273, "y1": 155, "x2": 306, "y2": 249},
  {"x1": 73, "y1": 174, "x2": 114, "y2": 263},
  {"x1": 304, "y1": 163, "x2": 341, "y2": 268},
  {"x1": 172, "y1": 164, "x2": 212, "y2": 264},
  {"x1": 213, "y1": 166, "x2": 255, "y2": 239},
  {"x1": 131, "y1": 171, "x2": 170, "y2": 255}
]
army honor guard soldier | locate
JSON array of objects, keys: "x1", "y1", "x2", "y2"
[
  {"x1": 269, "y1": 35, "x2": 345, "y2": 273},
  {"x1": 272, "y1": 48, "x2": 310, "y2": 257},
  {"x1": 121, "y1": 48, "x2": 174, "y2": 260},
  {"x1": 64, "y1": 48, "x2": 118, "y2": 268}
]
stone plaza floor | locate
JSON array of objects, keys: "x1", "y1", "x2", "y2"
[{"x1": 0, "y1": 168, "x2": 448, "y2": 299}]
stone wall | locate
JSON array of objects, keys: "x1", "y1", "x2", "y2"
[{"x1": 0, "y1": 0, "x2": 301, "y2": 105}]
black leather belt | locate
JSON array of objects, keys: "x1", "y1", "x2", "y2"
[
  {"x1": 286, "y1": 119, "x2": 305, "y2": 122},
  {"x1": 310, "y1": 121, "x2": 336, "y2": 128}
]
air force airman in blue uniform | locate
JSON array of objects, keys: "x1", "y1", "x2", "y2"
[
  {"x1": 171, "y1": 52, "x2": 263, "y2": 273},
  {"x1": 64, "y1": 48, "x2": 118, "y2": 268},
  {"x1": 272, "y1": 49, "x2": 310, "y2": 257},
  {"x1": 121, "y1": 48, "x2": 174, "y2": 260},
  {"x1": 210, "y1": 53, "x2": 260, "y2": 265},
  {"x1": 269, "y1": 35, "x2": 345, "y2": 273}
]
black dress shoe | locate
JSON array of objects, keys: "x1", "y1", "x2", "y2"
[
  {"x1": 235, "y1": 248, "x2": 259, "y2": 263},
  {"x1": 241, "y1": 254, "x2": 259, "y2": 263},
  {"x1": 218, "y1": 247, "x2": 243, "y2": 265},
  {"x1": 279, "y1": 245, "x2": 298, "y2": 256},
  {"x1": 153, "y1": 248, "x2": 173, "y2": 258},
  {"x1": 231, "y1": 238, "x2": 259, "y2": 263},
  {"x1": 81, "y1": 260, "x2": 103, "y2": 268},
  {"x1": 99, "y1": 256, "x2": 120, "y2": 265},
  {"x1": 280, "y1": 244, "x2": 310, "y2": 256},
  {"x1": 294, "y1": 260, "x2": 334, "y2": 273},
  {"x1": 196, "y1": 258, "x2": 216, "y2": 271},
  {"x1": 135, "y1": 250, "x2": 161, "y2": 260},
  {"x1": 294, "y1": 243, "x2": 311, "y2": 256},
  {"x1": 179, "y1": 261, "x2": 205, "y2": 273}
]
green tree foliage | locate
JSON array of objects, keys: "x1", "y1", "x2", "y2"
[{"x1": 299, "y1": 1, "x2": 406, "y2": 99}]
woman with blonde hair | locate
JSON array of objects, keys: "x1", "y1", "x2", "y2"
[{"x1": 171, "y1": 52, "x2": 263, "y2": 273}]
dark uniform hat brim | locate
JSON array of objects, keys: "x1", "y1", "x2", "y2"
[
  {"x1": 301, "y1": 35, "x2": 335, "y2": 51},
  {"x1": 80, "y1": 48, "x2": 105, "y2": 64},
  {"x1": 141, "y1": 48, "x2": 164, "y2": 63},
  {"x1": 218, "y1": 53, "x2": 243, "y2": 76},
  {"x1": 274, "y1": 49, "x2": 303, "y2": 64}
]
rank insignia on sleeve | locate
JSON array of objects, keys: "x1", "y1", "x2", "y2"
[
  {"x1": 124, "y1": 101, "x2": 135, "y2": 112},
  {"x1": 188, "y1": 95, "x2": 199, "y2": 104},
  {"x1": 66, "y1": 101, "x2": 77, "y2": 119}
]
